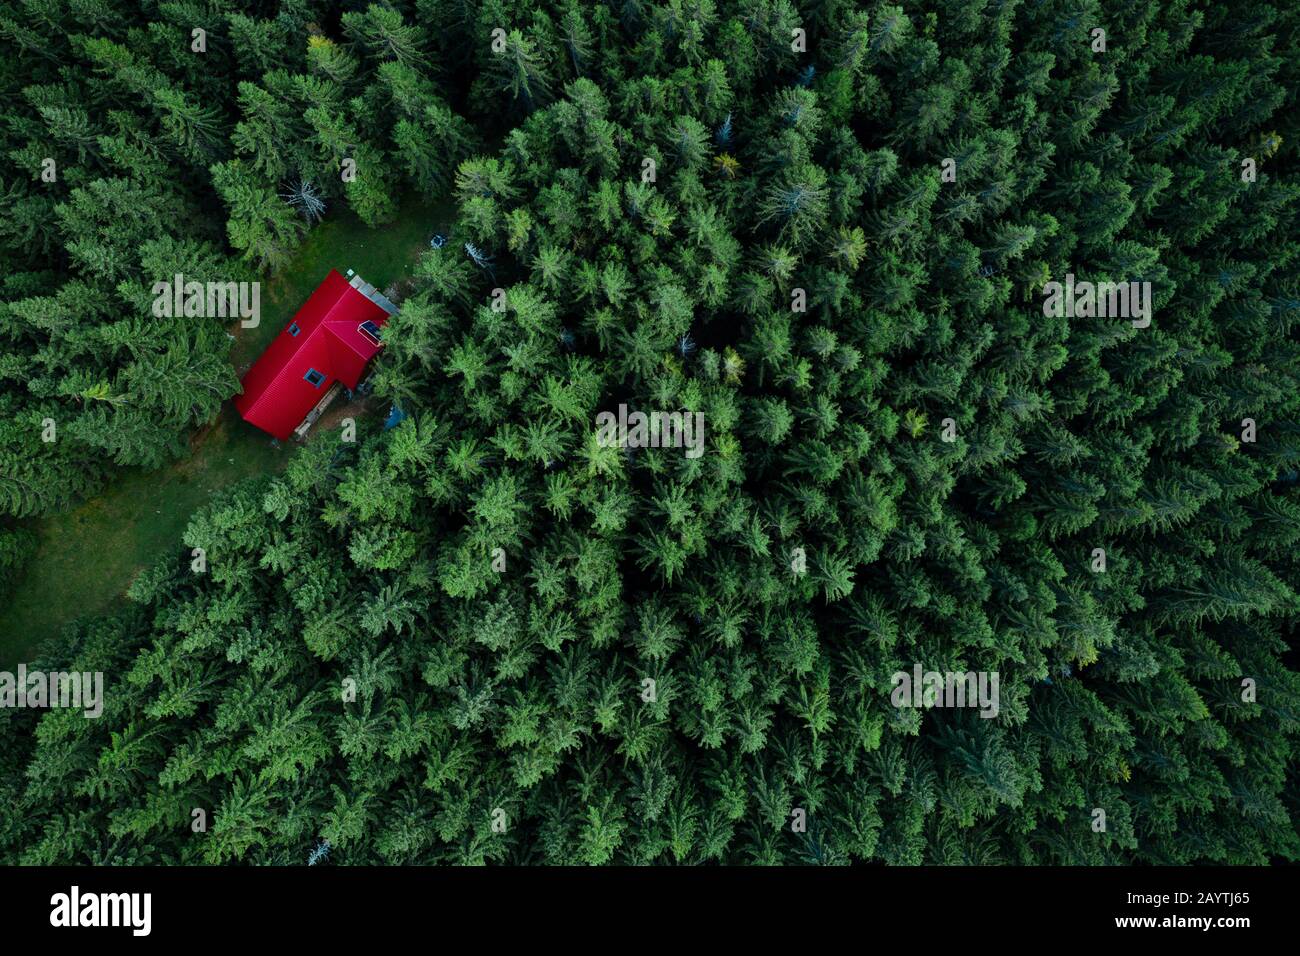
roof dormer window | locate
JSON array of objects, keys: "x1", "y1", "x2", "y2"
[{"x1": 358, "y1": 320, "x2": 383, "y2": 347}]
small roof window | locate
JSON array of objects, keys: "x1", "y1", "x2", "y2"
[
  {"x1": 288, "y1": 322, "x2": 301, "y2": 337},
  {"x1": 304, "y1": 368, "x2": 325, "y2": 387},
  {"x1": 358, "y1": 320, "x2": 383, "y2": 347}
]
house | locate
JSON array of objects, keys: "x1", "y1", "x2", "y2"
[{"x1": 234, "y1": 269, "x2": 398, "y2": 440}]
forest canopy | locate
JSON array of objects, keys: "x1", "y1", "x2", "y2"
[{"x1": 1, "y1": 0, "x2": 1298, "y2": 865}]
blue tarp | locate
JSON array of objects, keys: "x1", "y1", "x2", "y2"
[{"x1": 384, "y1": 405, "x2": 408, "y2": 430}]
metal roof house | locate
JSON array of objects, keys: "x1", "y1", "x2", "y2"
[{"x1": 234, "y1": 269, "x2": 398, "y2": 440}]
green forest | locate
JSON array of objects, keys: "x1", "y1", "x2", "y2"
[{"x1": 1, "y1": 0, "x2": 1298, "y2": 865}]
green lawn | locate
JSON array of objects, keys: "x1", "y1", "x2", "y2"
[{"x1": 0, "y1": 198, "x2": 447, "y2": 665}]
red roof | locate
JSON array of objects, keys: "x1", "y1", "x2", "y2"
[{"x1": 234, "y1": 269, "x2": 392, "y2": 439}]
